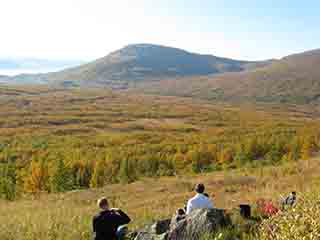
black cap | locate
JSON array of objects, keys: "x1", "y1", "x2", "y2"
[{"x1": 195, "y1": 183, "x2": 205, "y2": 194}]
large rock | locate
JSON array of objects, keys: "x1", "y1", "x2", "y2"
[
  {"x1": 134, "y1": 209, "x2": 230, "y2": 240},
  {"x1": 168, "y1": 208, "x2": 230, "y2": 240}
]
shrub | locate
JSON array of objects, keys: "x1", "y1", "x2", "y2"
[{"x1": 256, "y1": 199, "x2": 279, "y2": 217}]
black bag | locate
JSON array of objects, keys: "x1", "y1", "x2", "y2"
[{"x1": 239, "y1": 204, "x2": 251, "y2": 218}]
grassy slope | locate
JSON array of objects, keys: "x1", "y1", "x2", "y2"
[
  {"x1": 134, "y1": 49, "x2": 320, "y2": 104},
  {"x1": 0, "y1": 156, "x2": 319, "y2": 240}
]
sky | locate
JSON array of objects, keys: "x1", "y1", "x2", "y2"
[{"x1": 1, "y1": 0, "x2": 320, "y2": 61}]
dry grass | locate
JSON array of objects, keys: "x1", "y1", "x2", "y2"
[{"x1": 1, "y1": 157, "x2": 319, "y2": 240}]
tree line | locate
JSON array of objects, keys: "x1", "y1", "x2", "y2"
[{"x1": 0, "y1": 128, "x2": 318, "y2": 201}]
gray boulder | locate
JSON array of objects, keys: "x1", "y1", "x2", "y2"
[
  {"x1": 168, "y1": 208, "x2": 230, "y2": 240},
  {"x1": 134, "y1": 208, "x2": 230, "y2": 240}
]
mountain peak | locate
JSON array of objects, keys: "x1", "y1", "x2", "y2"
[
  {"x1": 4, "y1": 44, "x2": 272, "y2": 87},
  {"x1": 45, "y1": 44, "x2": 267, "y2": 85},
  {"x1": 122, "y1": 43, "x2": 187, "y2": 51},
  {"x1": 108, "y1": 43, "x2": 192, "y2": 61}
]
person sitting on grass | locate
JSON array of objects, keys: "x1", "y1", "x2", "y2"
[
  {"x1": 282, "y1": 191, "x2": 297, "y2": 209},
  {"x1": 93, "y1": 197, "x2": 131, "y2": 240},
  {"x1": 186, "y1": 183, "x2": 214, "y2": 214}
]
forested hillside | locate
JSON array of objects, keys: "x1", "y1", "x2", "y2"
[{"x1": 0, "y1": 87, "x2": 319, "y2": 200}]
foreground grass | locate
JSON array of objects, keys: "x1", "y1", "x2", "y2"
[
  {"x1": 1, "y1": 157, "x2": 320, "y2": 240},
  {"x1": 259, "y1": 192, "x2": 320, "y2": 240}
]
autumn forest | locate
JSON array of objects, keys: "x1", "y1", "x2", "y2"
[{"x1": 0, "y1": 86, "x2": 319, "y2": 201}]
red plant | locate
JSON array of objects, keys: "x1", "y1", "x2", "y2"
[{"x1": 257, "y1": 198, "x2": 279, "y2": 217}]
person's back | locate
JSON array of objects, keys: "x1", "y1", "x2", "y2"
[
  {"x1": 186, "y1": 184, "x2": 213, "y2": 214},
  {"x1": 93, "y1": 198, "x2": 131, "y2": 240}
]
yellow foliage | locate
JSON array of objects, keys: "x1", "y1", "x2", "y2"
[{"x1": 23, "y1": 159, "x2": 49, "y2": 193}]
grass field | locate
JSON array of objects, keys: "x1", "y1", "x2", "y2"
[
  {"x1": 1, "y1": 87, "x2": 320, "y2": 239},
  {"x1": 1, "y1": 155, "x2": 319, "y2": 240}
]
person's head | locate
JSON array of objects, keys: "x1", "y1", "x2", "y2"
[
  {"x1": 97, "y1": 197, "x2": 109, "y2": 210},
  {"x1": 195, "y1": 183, "x2": 205, "y2": 194},
  {"x1": 177, "y1": 208, "x2": 185, "y2": 216},
  {"x1": 291, "y1": 191, "x2": 296, "y2": 196}
]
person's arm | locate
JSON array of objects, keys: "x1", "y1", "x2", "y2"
[
  {"x1": 186, "y1": 200, "x2": 192, "y2": 215},
  {"x1": 114, "y1": 209, "x2": 131, "y2": 225},
  {"x1": 92, "y1": 216, "x2": 97, "y2": 234}
]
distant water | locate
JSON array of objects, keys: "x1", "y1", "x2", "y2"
[{"x1": 0, "y1": 68, "x2": 61, "y2": 76}]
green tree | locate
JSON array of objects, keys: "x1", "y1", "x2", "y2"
[
  {"x1": 265, "y1": 143, "x2": 283, "y2": 163},
  {"x1": 0, "y1": 162, "x2": 17, "y2": 200},
  {"x1": 234, "y1": 143, "x2": 250, "y2": 166},
  {"x1": 118, "y1": 157, "x2": 137, "y2": 184},
  {"x1": 50, "y1": 158, "x2": 74, "y2": 193}
]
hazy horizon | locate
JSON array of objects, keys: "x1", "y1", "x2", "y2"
[
  {"x1": 0, "y1": 57, "x2": 84, "y2": 76},
  {"x1": 0, "y1": 68, "x2": 64, "y2": 76}
]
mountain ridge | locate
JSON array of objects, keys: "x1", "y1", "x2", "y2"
[
  {"x1": 2, "y1": 44, "x2": 320, "y2": 104},
  {"x1": 137, "y1": 48, "x2": 320, "y2": 104},
  {"x1": 42, "y1": 43, "x2": 272, "y2": 87}
]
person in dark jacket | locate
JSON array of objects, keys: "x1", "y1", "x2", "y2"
[{"x1": 93, "y1": 197, "x2": 131, "y2": 240}]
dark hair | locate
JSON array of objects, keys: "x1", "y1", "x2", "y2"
[
  {"x1": 195, "y1": 183, "x2": 205, "y2": 194},
  {"x1": 292, "y1": 191, "x2": 296, "y2": 195},
  {"x1": 177, "y1": 208, "x2": 185, "y2": 215},
  {"x1": 203, "y1": 193, "x2": 209, "y2": 198},
  {"x1": 97, "y1": 197, "x2": 109, "y2": 209}
]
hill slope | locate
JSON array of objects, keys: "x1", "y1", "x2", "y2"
[
  {"x1": 139, "y1": 49, "x2": 320, "y2": 104},
  {"x1": 4, "y1": 45, "x2": 320, "y2": 105},
  {"x1": 44, "y1": 44, "x2": 270, "y2": 87},
  {"x1": 1, "y1": 157, "x2": 319, "y2": 239}
]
